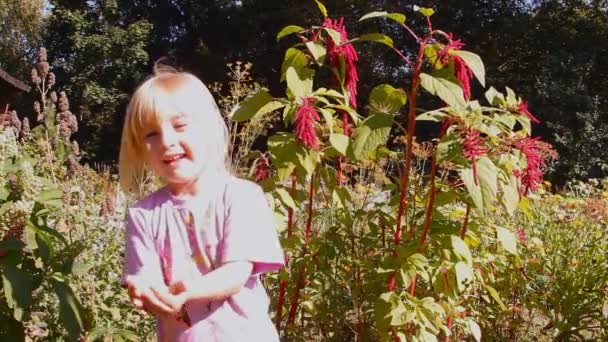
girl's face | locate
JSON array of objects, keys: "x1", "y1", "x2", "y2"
[{"x1": 141, "y1": 112, "x2": 206, "y2": 189}]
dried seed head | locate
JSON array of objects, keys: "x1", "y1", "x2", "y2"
[
  {"x1": 71, "y1": 141, "x2": 80, "y2": 156},
  {"x1": 69, "y1": 113, "x2": 78, "y2": 133},
  {"x1": 38, "y1": 47, "x2": 47, "y2": 63},
  {"x1": 21, "y1": 118, "x2": 31, "y2": 139},
  {"x1": 47, "y1": 72, "x2": 55, "y2": 88},
  {"x1": 33, "y1": 101, "x2": 41, "y2": 114},
  {"x1": 9, "y1": 111, "x2": 21, "y2": 132},
  {"x1": 38, "y1": 62, "x2": 49, "y2": 77},
  {"x1": 58, "y1": 91, "x2": 69, "y2": 112},
  {"x1": 31, "y1": 69, "x2": 41, "y2": 85},
  {"x1": 67, "y1": 154, "x2": 80, "y2": 175}
]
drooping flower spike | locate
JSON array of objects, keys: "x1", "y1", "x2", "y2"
[
  {"x1": 462, "y1": 128, "x2": 489, "y2": 185},
  {"x1": 319, "y1": 17, "x2": 359, "y2": 109},
  {"x1": 438, "y1": 34, "x2": 474, "y2": 100},
  {"x1": 295, "y1": 97, "x2": 321, "y2": 149}
]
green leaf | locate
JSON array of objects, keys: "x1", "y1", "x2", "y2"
[
  {"x1": 420, "y1": 72, "x2": 466, "y2": 109},
  {"x1": 414, "y1": 6, "x2": 435, "y2": 17},
  {"x1": 454, "y1": 261, "x2": 474, "y2": 292},
  {"x1": 305, "y1": 41, "x2": 326, "y2": 65},
  {"x1": 416, "y1": 110, "x2": 448, "y2": 122},
  {"x1": 276, "y1": 25, "x2": 304, "y2": 41},
  {"x1": 323, "y1": 28, "x2": 342, "y2": 45},
  {"x1": 0, "y1": 240, "x2": 25, "y2": 252},
  {"x1": 359, "y1": 11, "x2": 406, "y2": 25},
  {"x1": 329, "y1": 134, "x2": 349, "y2": 156},
  {"x1": 286, "y1": 66, "x2": 314, "y2": 99},
  {"x1": 268, "y1": 133, "x2": 318, "y2": 179},
  {"x1": 368, "y1": 84, "x2": 407, "y2": 114},
  {"x1": 501, "y1": 173, "x2": 520, "y2": 215},
  {"x1": 53, "y1": 279, "x2": 84, "y2": 342},
  {"x1": 314, "y1": 0, "x2": 328, "y2": 17},
  {"x1": 332, "y1": 187, "x2": 352, "y2": 209},
  {"x1": 230, "y1": 90, "x2": 273, "y2": 122},
  {"x1": 1, "y1": 264, "x2": 33, "y2": 321},
  {"x1": 358, "y1": 33, "x2": 394, "y2": 48},
  {"x1": 452, "y1": 50, "x2": 485, "y2": 87},
  {"x1": 484, "y1": 285, "x2": 507, "y2": 310},
  {"x1": 484, "y1": 87, "x2": 505, "y2": 107},
  {"x1": 451, "y1": 236, "x2": 472, "y2": 266},
  {"x1": 0, "y1": 185, "x2": 8, "y2": 201},
  {"x1": 420, "y1": 330, "x2": 439, "y2": 342},
  {"x1": 318, "y1": 108, "x2": 335, "y2": 134},
  {"x1": 468, "y1": 319, "x2": 482, "y2": 342},
  {"x1": 350, "y1": 112, "x2": 393, "y2": 160},
  {"x1": 315, "y1": 88, "x2": 345, "y2": 99},
  {"x1": 460, "y1": 156, "x2": 498, "y2": 211},
  {"x1": 275, "y1": 188, "x2": 297, "y2": 210},
  {"x1": 436, "y1": 131, "x2": 463, "y2": 164},
  {"x1": 281, "y1": 48, "x2": 309, "y2": 82},
  {"x1": 36, "y1": 186, "x2": 63, "y2": 208},
  {"x1": 496, "y1": 226, "x2": 517, "y2": 255}
]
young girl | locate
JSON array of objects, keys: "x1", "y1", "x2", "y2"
[{"x1": 118, "y1": 67, "x2": 285, "y2": 341}]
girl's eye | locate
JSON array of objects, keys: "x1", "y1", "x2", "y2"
[
  {"x1": 174, "y1": 123, "x2": 187, "y2": 130},
  {"x1": 144, "y1": 131, "x2": 158, "y2": 139}
]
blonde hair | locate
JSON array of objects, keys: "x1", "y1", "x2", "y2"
[{"x1": 119, "y1": 67, "x2": 230, "y2": 195}]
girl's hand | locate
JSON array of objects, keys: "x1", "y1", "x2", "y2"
[{"x1": 147, "y1": 285, "x2": 189, "y2": 317}]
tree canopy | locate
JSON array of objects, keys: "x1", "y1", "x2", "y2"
[{"x1": 5, "y1": 0, "x2": 603, "y2": 182}]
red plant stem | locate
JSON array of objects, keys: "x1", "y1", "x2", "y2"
[
  {"x1": 275, "y1": 280, "x2": 287, "y2": 330},
  {"x1": 287, "y1": 173, "x2": 315, "y2": 326},
  {"x1": 275, "y1": 173, "x2": 297, "y2": 330},
  {"x1": 338, "y1": 111, "x2": 351, "y2": 186},
  {"x1": 408, "y1": 273, "x2": 417, "y2": 296},
  {"x1": 444, "y1": 316, "x2": 453, "y2": 342},
  {"x1": 460, "y1": 205, "x2": 471, "y2": 239},
  {"x1": 337, "y1": 158, "x2": 343, "y2": 186},
  {"x1": 388, "y1": 40, "x2": 427, "y2": 291},
  {"x1": 305, "y1": 173, "x2": 315, "y2": 241},
  {"x1": 418, "y1": 155, "x2": 439, "y2": 248},
  {"x1": 287, "y1": 267, "x2": 306, "y2": 325}
]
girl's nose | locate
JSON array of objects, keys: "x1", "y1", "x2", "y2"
[{"x1": 160, "y1": 126, "x2": 178, "y2": 148}]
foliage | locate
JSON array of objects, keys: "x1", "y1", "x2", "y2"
[
  {"x1": 0, "y1": 0, "x2": 46, "y2": 76},
  {"x1": 231, "y1": 2, "x2": 561, "y2": 340},
  {"x1": 0, "y1": 50, "x2": 154, "y2": 341},
  {"x1": 45, "y1": 0, "x2": 152, "y2": 162}
]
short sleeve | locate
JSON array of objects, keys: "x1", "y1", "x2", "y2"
[
  {"x1": 220, "y1": 181, "x2": 285, "y2": 274},
  {"x1": 121, "y1": 207, "x2": 164, "y2": 287}
]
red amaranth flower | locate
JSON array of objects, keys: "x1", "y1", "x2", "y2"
[
  {"x1": 295, "y1": 97, "x2": 321, "y2": 149},
  {"x1": 453, "y1": 56, "x2": 473, "y2": 100},
  {"x1": 463, "y1": 128, "x2": 489, "y2": 185},
  {"x1": 320, "y1": 17, "x2": 359, "y2": 108},
  {"x1": 516, "y1": 228, "x2": 527, "y2": 246},
  {"x1": 517, "y1": 100, "x2": 540, "y2": 124},
  {"x1": 255, "y1": 155, "x2": 271, "y2": 182},
  {"x1": 438, "y1": 34, "x2": 473, "y2": 100},
  {"x1": 513, "y1": 137, "x2": 547, "y2": 193}
]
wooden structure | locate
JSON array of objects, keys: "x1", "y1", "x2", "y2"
[{"x1": 0, "y1": 68, "x2": 31, "y2": 113}]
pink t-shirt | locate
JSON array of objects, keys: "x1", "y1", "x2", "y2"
[{"x1": 121, "y1": 176, "x2": 285, "y2": 341}]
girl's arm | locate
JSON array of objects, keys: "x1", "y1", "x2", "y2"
[{"x1": 173, "y1": 261, "x2": 253, "y2": 302}]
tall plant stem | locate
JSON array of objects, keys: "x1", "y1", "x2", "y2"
[
  {"x1": 389, "y1": 41, "x2": 427, "y2": 291},
  {"x1": 287, "y1": 172, "x2": 315, "y2": 326},
  {"x1": 419, "y1": 155, "x2": 439, "y2": 248},
  {"x1": 460, "y1": 205, "x2": 471, "y2": 239},
  {"x1": 276, "y1": 173, "x2": 297, "y2": 330}
]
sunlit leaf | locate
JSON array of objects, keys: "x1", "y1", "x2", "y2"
[
  {"x1": 230, "y1": 90, "x2": 273, "y2": 122},
  {"x1": 276, "y1": 25, "x2": 304, "y2": 41}
]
